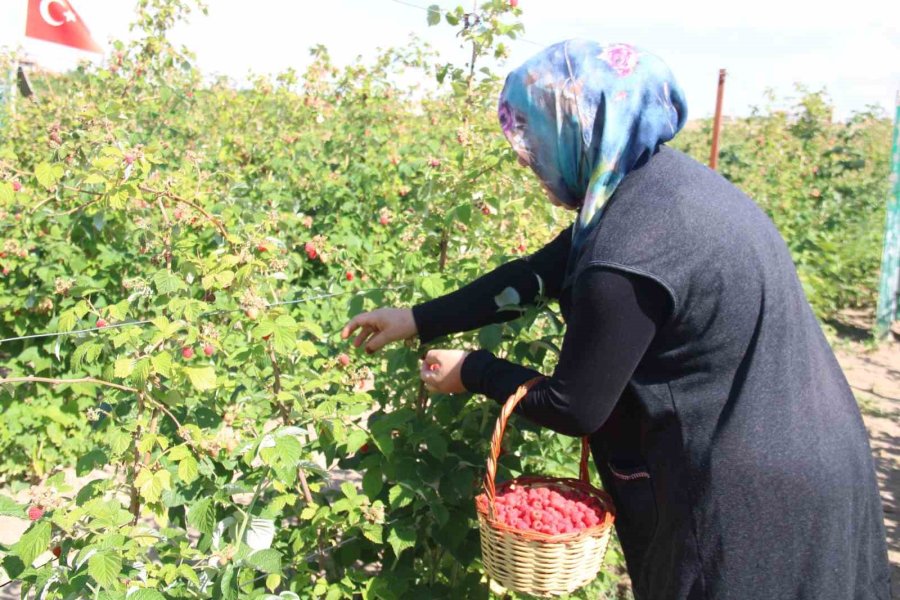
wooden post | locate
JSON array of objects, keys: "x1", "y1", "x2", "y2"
[
  {"x1": 875, "y1": 91, "x2": 900, "y2": 339},
  {"x1": 709, "y1": 69, "x2": 727, "y2": 170}
]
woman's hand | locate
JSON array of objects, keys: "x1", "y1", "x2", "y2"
[
  {"x1": 340, "y1": 307, "x2": 417, "y2": 353},
  {"x1": 420, "y1": 349, "x2": 470, "y2": 394}
]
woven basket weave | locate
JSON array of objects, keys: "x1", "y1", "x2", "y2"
[{"x1": 475, "y1": 377, "x2": 616, "y2": 598}]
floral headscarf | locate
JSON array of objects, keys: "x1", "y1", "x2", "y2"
[{"x1": 498, "y1": 39, "x2": 687, "y2": 277}]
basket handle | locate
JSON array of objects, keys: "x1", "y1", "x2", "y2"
[{"x1": 484, "y1": 377, "x2": 593, "y2": 514}]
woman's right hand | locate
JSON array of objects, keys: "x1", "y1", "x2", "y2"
[{"x1": 340, "y1": 307, "x2": 418, "y2": 354}]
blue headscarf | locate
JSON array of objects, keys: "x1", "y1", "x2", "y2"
[{"x1": 498, "y1": 39, "x2": 687, "y2": 279}]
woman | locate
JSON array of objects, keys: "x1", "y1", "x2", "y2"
[{"x1": 341, "y1": 40, "x2": 891, "y2": 599}]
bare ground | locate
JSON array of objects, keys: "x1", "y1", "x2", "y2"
[{"x1": 834, "y1": 337, "x2": 900, "y2": 598}]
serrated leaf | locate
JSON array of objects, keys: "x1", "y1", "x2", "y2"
[
  {"x1": 152, "y1": 269, "x2": 186, "y2": 294},
  {"x1": 388, "y1": 485, "x2": 413, "y2": 509},
  {"x1": 178, "y1": 455, "x2": 199, "y2": 484},
  {"x1": 136, "y1": 468, "x2": 171, "y2": 503},
  {"x1": 107, "y1": 428, "x2": 131, "y2": 456},
  {"x1": 13, "y1": 521, "x2": 50, "y2": 565},
  {"x1": 362, "y1": 468, "x2": 383, "y2": 499},
  {"x1": 387, "y1": 525, "x2": 416, "y2": 558},
  {"x1": 168, "y1": 444, "x2": 191, "y2": 461},
  {"x1": 362, "y1": 524, "x2": 383, "y2": 544},
  {"x1": 58, "y1": 310, "x2": 78, "y2": 333},
  {"x1": 245, "y1": 517, "x2": 275, "y2": 550},
  {"x1": 179, "y1": 564, "x2": 200, "y2": 586},
  {"x1": 187, "y1": 497, "x2": 216, "y2": 535},
  {"x1": 246, "y1": 548, "x2": 281, "y2": 573},
  {"x1": 88, "y1": 550, "x2": 122, "y2": 588},
  {"x1": 0, "y1": 495, "x2": 25, "y2": 519},
  {"x1": 114, "y1": 357, "x2": 135, "y2": 378},
  {"x1": 35, "y1": 162, "x2": 63, "y2": 190},
  {"x1": 184, "y1": 366, "x2": 216, "y2": 391},
  {"x1": 151, "y1": 351, "x2": 173, "y2": 377}
]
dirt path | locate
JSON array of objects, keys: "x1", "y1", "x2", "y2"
[{"x1": 834, "y1": 338, "x2": 900, "y2": 597}]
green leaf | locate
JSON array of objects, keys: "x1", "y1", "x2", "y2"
[
  {"x1": 345, "y1": 429, "x2": 368, "y2": 454},
  {"x1": 0, "y1": 181, "x2": 13, "y2": 204},
  {"x1": 151, "y1": 351, "x2": 173, "y2": 377},
  {"x1": 88, "y1": 550, "x2": 122, "y2": 588},
  {"x1": 135, "y1": 468, "x2": 171, "y2": 503},
  {"x1": 255, "y1": 315, "x2": 298, "y2": 355},
  {"x1": 58, "y1": 310, "x2": 78, "y2": 333},
  {"x1": 0, "y1": 495, "x2": 26, "y2": 518},
  {"x1": 184, "y1": 366, "x2": 216, "y2": 391},
  {"x1": 13, "y1": 521, "x2": 50, "y2": 565},
  {"x1": 426, "y1": 4, "x2": 441, "y2": 25},
  {"x1": 178, "y1": 564, "x2": 201, "y2": 586},
  {"x1": 114, "y1": 357, "x2": 135, "y2": 378},
  {"x1": 129, "y1": 590, "x2": 165, "y2": 600},
  {"x1": 388, "y1": 485, "x2": 413, "y2": 509},
  {"x1": 35, "y1": 162, "x2": 63, "y2": 190},
  {"x1": 387, "y1": 525, "x2": 416, "y2": 558},
  {"x1": 152, "y1": 269, "x2": 186, "y2": 294},
  {"x1": 178, "y1": 455, "x2": 199, "y2": 484},
  {"x1": 362, "y1": 524, "x2": 383, "y2": 544},
  {"x1": 362, "y1": 468, "x2": 383, "y2": 499},
  {"x1": 265, "y1": 573, "x2": 281, "y2": 593},
  {"x1": 246, "y1": 548, "x2": 282, "y2": 573},
  {"x1": 187, "y1": 497, "x2": 216, "y2": 535}
]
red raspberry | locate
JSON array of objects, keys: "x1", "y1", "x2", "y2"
[
  {"x1": 28, "y1": 505, "x2": 43, "y2": 521},
  {"x1": 181, "y1": 346, "x2": 194, "y2": 360},
  {"x1": 257, "y1": 244, "x2": 268, "y2": 252},
  {"x1": 379, "y1": 215, "x2": 390, "y2": 226},
  {"x1": 11, "y1": 181, "x2": 22, "y2": 192},
  {"x1": 345, "y1": 271, "x2": 354, "y2": 281},
  {"x1": 96, "y1": 318, "x2": 107, "y2": 328},
  {"x1": 51, "y1": 545, "x2": 61, "y2": 558},
  {"x1": 124, "y1": 153, "x2": 135, "y2": 165},
  {"x1": 338, "y1": 353, "x2": 351, "y2": 367},
  {"x1": 203, "y1": 344, "x2": 215, "y2": 357}
]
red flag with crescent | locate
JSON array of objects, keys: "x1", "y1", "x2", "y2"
[{"x1": 25, "y1": 0, "x2": 102, "y2": 53}]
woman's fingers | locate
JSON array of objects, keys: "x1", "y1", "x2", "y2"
[
  {"x1": 365, "y1": 330, "x2": 392, "y2": 354},
  {"x1": 341, "y1": 313, "x2": 368, "y2": 339},
  {"x1": 353, "y1": 325, "x2": 375, "y2": 349}
]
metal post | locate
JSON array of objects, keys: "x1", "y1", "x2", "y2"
[
  {"x1": 875, "y1": 91, "x2": 900, "y2": 339},
  {"x1": 709, "y1": 69, "x2": 726, "y2": 170}
]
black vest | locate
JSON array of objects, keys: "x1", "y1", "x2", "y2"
[{"x1": 562, "y1": 146, "x2": 890, "y2": 600}]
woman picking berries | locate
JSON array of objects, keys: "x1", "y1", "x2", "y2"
[{"x1": 342, "y1": 40, "x2": 890, "y2": 600}]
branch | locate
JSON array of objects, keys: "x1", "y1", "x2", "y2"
[
  {"x1": 0, "y1": 376, "x2": 137, "y2": 393},
  {"x1": 139, "y1": 185, "x2": 230, "y2": 239}
]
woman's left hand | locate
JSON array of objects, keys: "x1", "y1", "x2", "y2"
[{"x1": 420, "y1": 349, "x2": 470, "y2": 394}]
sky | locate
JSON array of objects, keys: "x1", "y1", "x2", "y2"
[{"x1": 1, "y1": 0, "x2": 899, "y2": 120}]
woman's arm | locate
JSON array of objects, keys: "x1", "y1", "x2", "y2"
[
  {"x1": 412, "y1": 224, "x2": 572, "y2": 344},
  {"x1": 459, "y1": 268, "x2": 669, "y2": 437}
]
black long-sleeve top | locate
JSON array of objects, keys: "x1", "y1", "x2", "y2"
[{"x1": 411, "y1": 225, "x2": 670, "y2": 437}]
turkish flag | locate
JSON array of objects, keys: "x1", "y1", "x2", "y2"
[{"x1": 25, "y1": 0, "x2": 102, "y2": 53}]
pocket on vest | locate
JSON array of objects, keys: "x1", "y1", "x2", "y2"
[{"x1": 606, "y1": 459, "x2": 659, "y2": 592}]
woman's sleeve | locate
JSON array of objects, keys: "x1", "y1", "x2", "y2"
[
  {"x1": 459, "y1": 268, "x2": 670, "y2": 437},
  {"x1": 412, "y1": 225, "x2": 572, "y2": 344}
]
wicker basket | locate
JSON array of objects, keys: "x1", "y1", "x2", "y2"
[{"x1": 475, "y1": 377, "x2": 616, "y2": 598}]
